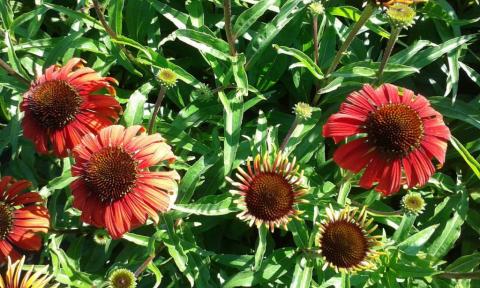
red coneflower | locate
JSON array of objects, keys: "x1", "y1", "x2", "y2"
[
  {"x1": 0, "y1": 177, "x2": 50, "y2": 262},
  {"x1": 71, "y1": 125, "x2": 179, "y2": 239},
  {"x1": 323, "y1": 84, "x2": 450, "y2": 195},
  {"x1": 21, "y1": 58, "x2": 121, "y2": 157},
  {"x1": 227, "y1": 153, "x2": 308, "y2": 231}
]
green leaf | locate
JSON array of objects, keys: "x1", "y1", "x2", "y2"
[
  {"x1": 392, "y1": 214, "x2": 417, "y2": 243},
  {"x1": 107, "y1": 0, "x2": 124, "y2": 34},
  {"x1": 290, "y1": 256, "x2": 314, "y2": 288},
  {"x1": 459, "y1": 62, "x2": 480, "y2": 88},
  {"x1": 446, "y1": 253, "x2": 480, "y2": 272},
  {"x1": 430, "y1": 97, "x2": 480, "y2": 130},
  {"x1": 328, "y1": 6, "x2": 390, "y2": 39},
  {"x1": 122, "y1": 233, "x2": 150, "y2": 246},
  {"x1": 231, "y1": 53, "x2": 249, "y2": 96},
  {"x1": 145, "y1": 0, "x2": 189, "y2": 29},
  {"x1": 219, "y1": 90, "x2": 244, "y2": 176},
  {"x1": 450, "y1": 136, "x2": 480, "y2": 179},
  {"x1": 233, "y1": 0, "x2": 276, "y2": 38},
  {"x1": 43, "y1": 3, "x2": 103, "y2": 28},
  {"x1": 398, "y1": 224, "x2": 439, "y2": 255},
  {"x1": 246, "y1": 0, "x2": 306, "y2": 70},
  {"x1": 172, "y1": 29, "x2": 230, "y2": 61},
  {"x1": 173, "y1": 194, "x2": 239, "y2": 216},
  {"x1": 177, "y1": 154, "x2": 218, "y2": 204},
  {"x1": 274, "y1": 44, "x2": 324, "y2": 79},
  {"x1": 427, "y1": 185, "x2": 468, "y2": 259},
  {"x1": 122, "y1": 83, "x2": 153, "y2": 126}
]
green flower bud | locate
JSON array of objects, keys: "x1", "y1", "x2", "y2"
[
  {"x1": 293, "y1": 102, "x2": 313, "y2": 120},
  {"x1": 402, "y1": 192, "x2": 426, "y2": 215}
]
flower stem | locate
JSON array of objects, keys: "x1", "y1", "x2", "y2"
[
  {"x1": 377, "y1": 26, "x2": 401, "y2": 84},
  {"x1": 223, "y1": 0, "x2": 236, "y2": 56},
  {"x1": 312, "y1": 2, "x2": 376, "y2": 105},
  {"x1": 92, "y1": 0, "x2": 143, "y2": 71},
  {"x1": 148, "y1": 86, "x2": 167, "y2": 134},
  {"x1": 337, "y1": 172, "x2": 353, "y2": 206},
  {"x1": 341, "y1": 272, "x2": 351, "y2": 287},
  {"x1": 134, "y1": 254, "x2": 155, "y2": 278},
  {"x1": 325, "y1": 2, "x2": 375, "y2": 77},
  {"x1": 313, "y1": 16, "x2": 320, "y2": 67},
  {"x1": 279, "y1": 118, "x2": 299, "y2": 152},
  {"x1": 312, "y1": 15, "x2": 320, "y2": 90},
  {"x1": 0, "y1": 58, "x2": 29, "y2": 85}
]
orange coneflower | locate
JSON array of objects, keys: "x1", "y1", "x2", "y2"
[
  {"x1": 315, "y1": 205, "x2": 382, "y2": 273},
  {"x1": 0, "y1": 177, "x2": 49, "y2": 262},
  {"x1": 70, "y1": 125, "x2": 180, "y2": 239},
  {"x1": 21, "y1": 58, "x2": 121, "y2": 157},
  {"x1": 0, "y1": 256, "x2": 59, "y2": 288},
  {"x1": 227, "y1": 153, "x2": 308, "y2": 231},
  {"x1": 323, "y1": 84, "x2": 450, "y2": 195}
]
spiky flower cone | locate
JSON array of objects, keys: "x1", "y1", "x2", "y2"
[
  {"x1": 227, "y1": 153, "x2": 308, "y2": 232},
  {"x1": 316, "y1": 205, "x2": 382, "y2": 273}
]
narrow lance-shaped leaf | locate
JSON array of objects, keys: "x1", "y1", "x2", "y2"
[{"x1": 274, "y1": 45, "x2": 324, "y2": 79}]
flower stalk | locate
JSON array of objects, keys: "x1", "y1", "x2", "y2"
[
  {"x1": 377, "y1": 27, "x2": 401, "y2": 83},
  {"x1": 223, "y1": 0, "x2": 236, "y2": 56},
  {"x1": 0, "y1": 58, "x2": 29, "y2": 85},
  {"x1": 325, "y1": 2, "x2": 376, "y2": 77},
  {"x1": 312, "y1": 2, "x2": 376, "y2": 105},
  {"x1": 148, "y1": 86, "x2": 167, "y2": 134}
]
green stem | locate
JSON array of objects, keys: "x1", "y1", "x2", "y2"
[
  {"x1": 337, "y1": 172, "x2": 353, "y2": 206},
  {"x1": 148, "y1": 86, "x2": 167, "y2": 134},
  {"x1": 341, "y1": 272, "x2": 351, "y2": 287},
  {"x1": 377, "y1": 26, "x2": 401, "y2": 84}
]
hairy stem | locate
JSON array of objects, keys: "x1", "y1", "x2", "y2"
[
  {"x1": 312, "y1": 2, "x2": 375, "y2": 105},
  {"x1": 325, "y1": 3, "x2": 375, "y2": 76},
  {"x1": 92, "y1": 0, "x2": 140, "y2": 68},
  {"x1": 223, "y1": 0, "x2": 236, "y2": 56},
  {"x1": 313, "y1": 15, "x2": 320, "y2": 90},
  {"x1": 313, "y1": 16, "x2": 320, "y2": 67},
  {"x1": 377, "y1": 27, "x2": 401, "y2": 84},
  {"x1": 279, "y1": 118, "x2": 299, "y2": 152},
  {"x1": 134, "y1": 254, "x2": 155, "y2": 277},
  {"x1": 148, "y1": 86, "x2": 167, "y2": 134},
  {"x1": 0, "y1": 58, "x2": 29, "y2": 85}
]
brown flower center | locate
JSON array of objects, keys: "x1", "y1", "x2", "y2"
[
  {"x1": 28, "y1": 80, "x2": 82, "y2": 130},
  {"x1": 84, "y1": 147, "x2": 138, "y2": 203},
  {"x1": 0, "y1": 203, "x2": 13, "y2": 240},
  {"x1": 245, "y1": 173, "x2": 294, "y2": 221},
  {"x1": 320, "y1": 220, "x2": 368, "y2": 269},
  {"x1": 365, "y1": 103, "x2": 424, "y2": 158}
]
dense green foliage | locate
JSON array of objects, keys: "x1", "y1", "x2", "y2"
[{"x1": 0, "y1": 0, "x2": 479, "y2": 287}]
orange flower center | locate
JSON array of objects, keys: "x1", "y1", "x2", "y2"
[
  {"x1": 29, "y1": 80, "x2": 82, "y2": 130},
  {"x1": 0, "y1": 203, "x2": 13, "y2": 239},
  {"x1": 320, "y1": 220, "x2": 368, "y2": 269},
  {"x1": 84, "y1": 147, "x2": 138, "y2": 203},
  {"x1": 365, "y1": 103, "x2": 424, "y2": 158},
  {"x1": 245, "y1": 173, "x2": 294, "y2": 221}
]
